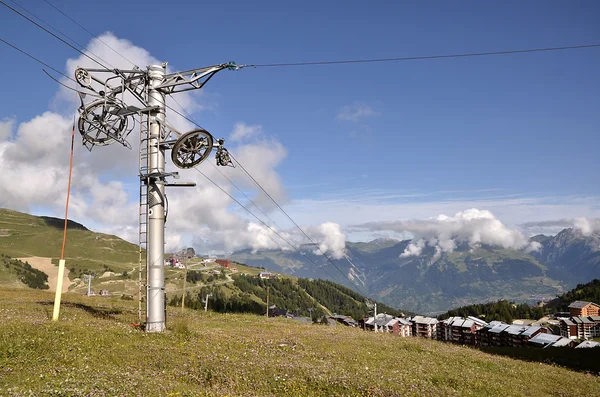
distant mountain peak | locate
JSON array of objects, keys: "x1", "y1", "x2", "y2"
[{"x1": 369, "y1": 237, "x2": 399, "y2": 245}]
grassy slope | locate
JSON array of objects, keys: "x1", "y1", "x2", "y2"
[
  {"x1": 0, "y1": 208, "x2": 139, "y2": 275},
  {"x1": 1, "y1": 288, "x2": 599, "y2": 397}
]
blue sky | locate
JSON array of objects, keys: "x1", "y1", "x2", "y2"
[{"x1": 0, "y1": 0, "x2": 599, "y2": 253}]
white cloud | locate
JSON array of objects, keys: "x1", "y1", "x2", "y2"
[
  {"x1": 229, "y1": 122, "x2": 262, "y2": 142},
  {"x1": 573, "y1": 217, "x2": 600, "y2": 235},
  {"x1": 359, "y1": 208, "x2": 542, "y2": 258},
  {"x1": 311, "y1": 222, "x2": 346, "y2": 259},
  {"x1": 336, "y1": 103, "x2": 379, "y2": 122}
]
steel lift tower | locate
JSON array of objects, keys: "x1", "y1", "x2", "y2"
[{"x1": 74, "y1": 61, "x2": 240, "y2": 332}]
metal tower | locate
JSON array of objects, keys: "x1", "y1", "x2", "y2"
[{"x1": 74, "y1": 61, "x2": 241, "y2": 332}]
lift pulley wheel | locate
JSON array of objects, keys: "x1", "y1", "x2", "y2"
[{"x1": 171, "y1": 128, "x2": 214, "y2": 169}]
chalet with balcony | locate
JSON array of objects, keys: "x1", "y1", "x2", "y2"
[
  {"x1": 437, "y1": 316, "x2": 487, "y2": 344},
  {"x1": 411, "y1": 316, "x2": 438, "y2": 339},
  {"x1": 477, "y1": 322, "x2": 546, "y2": 347},
  {"x1": 528, "y1": 333, "x2": 573, "y2": 348},
  {"x1": 362, "y1": 314, "x2": 412, "y2": 336},
  {"x1": 560, "y1": 315, "x2": 600, "y2": 339},
  {"x1": 477, "y1": 321, "x2": 510, "y2": 347},
  {"x1": 568, "y1": 301, "x2": 600, "y2": 317}
]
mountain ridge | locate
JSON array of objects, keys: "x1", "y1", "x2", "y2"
[{"x1": 231, "y1": 229, "x2": 600, "y2": 314}]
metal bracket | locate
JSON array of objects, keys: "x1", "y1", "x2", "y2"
[{"x1": 156, "y1": 64, "x2": 229, "y2": 94}]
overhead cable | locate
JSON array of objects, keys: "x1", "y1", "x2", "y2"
[
  {"x1": 0, "y1": 35, "x2": 76, "y2": 83},
  {"x1": 253, "y1": 43, "x2": 600, "y2": 68},
  {"x1": 0, "y1": 0, "x2": 111, "y2": 70},
  {"x1": 167, "y1": 98, "x2": 361, "y2": 291},
  {"x1": 42, "y1": 0, "x2": 138, "y2": 68},
  {"x1": 7, "y1": 0, "x2": 115, "y2": 69},
  {"x1": 229, "y1": 152, "x2": 366, "y2": 294},
  {"x1": 191, "y1": 166, "x2": 343, "y2": 284},
  {"x1": 168, "y1": 96, "x2": 287, "y2": 232}
]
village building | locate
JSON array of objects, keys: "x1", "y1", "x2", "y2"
[
  {"x1": 411, "y1": 316, "x2": 438, "y2": 339},
  {"x1": 478, "y1": 321, "x2": 510, "y2": 347},
  {"x1": 437, "y1": 316, "x2": 487, "y2": 344},
  {"x1": 502, "y1": 324, "x2": 546, "y2": 347},
  {"x1": 528, "y1": 333, "x2": 572, "y2": 348},
  {"x1": 396, "y1": 318, "x2": 413, "y2": 337},
  {"x1": 259, "y1": 271, "x2": 272, "y2": 279},
  {"x1": 568, "y1": 301, "x2": 600, "y2": 317},
  {"x1": 215, "y1": 259, "x2": 231, "y2": 268},
  {"x1": 362, "y1": 314, "x2": 412, "y2": 336},
  {"x1": 477, "y1": 321, "x2": 547, "y2": 347},
  {"x1": 268, "y1": 306, "x2": 292, "y2": 318},
  {"x1": 560, "y1": 315, "x2": 600, "y2": 339},
  {"x1": 327, "y1": 315, "x2": 358, "y2": 327},
  {"x1": 574, "y1": 340, "x2": 600, "y2": 349}
]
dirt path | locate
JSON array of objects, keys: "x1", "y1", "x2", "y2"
[{"x1": 17, "y1": 257, "x2": 73, "y2": 293}]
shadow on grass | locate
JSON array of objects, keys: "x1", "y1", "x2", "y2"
[
  {"x1": 37, "y1": 301, "x2": 123, "y2": 321},
  {"x1": 479, "y1": 346, "x2": 600, "y2": 375}
]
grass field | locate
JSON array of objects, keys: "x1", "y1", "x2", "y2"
[{"x1": 1, "y1": 288, "x2": 599, "y2": 397}]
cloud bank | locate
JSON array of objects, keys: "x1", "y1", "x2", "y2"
[
  {"x1": 358, "y1": 208, "x2": 541, "y2": 259},
  {"x1": 521, "y1": 217, "x2": 600, "y2": 236}
]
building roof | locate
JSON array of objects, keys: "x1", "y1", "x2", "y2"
[
  {"x1": 488, "y1": 324, "x2": 511, "y2": 334},
  {"x1": 365, "y1": 314, "x2": 396, "y2": 327},
  {"x1": 481, "y1": 321, "x2": 504, "y2": 331},
  {"x1": 575, "y1": 340, "x2": 600, "y2": 349},
  {"x1": 442, "y1": 316, "x2": 463, "y2": 325},
  {"x1": 568, "y1": 300, "x2": 597, "y2": 309},
  {"x1": 562, "y1": 319, "x2": 576, "y2": 326},
  {"x1": 529, "y1": 333, "x2": 563, "y2": 346},
  {"x1": 549, "y1": 338, "x2": 572, "y2": 347},
  {"x1": 466, "y1": 316, "x2": 488, "y2": 327},
  {"x1": 503, "y1": 325, "x2": 525, "y2": 335},
  {"x1": 519, "y1": 326, "x2": 542, "y2": 337},
  {"x1": 462, "y1": 320, "x2": 475, "y2": 329},
  {"x1": 412, "y1": 316, "x2": 438, "y2": 325}
]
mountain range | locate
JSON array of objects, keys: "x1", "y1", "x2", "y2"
[
  {"x1": 1, "y1": 207, "x2": 598, "y2": 315},
  {"x1": 230, "y1": 228, "x2": 600, "y2": 314}
]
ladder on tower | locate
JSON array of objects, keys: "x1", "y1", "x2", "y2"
[{"x1": 138, "y1": 112, "x2": 150, "y2": 322}]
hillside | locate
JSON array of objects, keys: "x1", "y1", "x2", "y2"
[
  {"x1": 1, "y1": 288, "x2": 599, "y2": 396},
  {"x1": 0, "y1": 206, "x2": 407, "y2": 320},
  {"x1": 437, "y1": 278, "x2": 600, "y2": 322},
  {"x1": 171, "y1": 272, "x2": 410, "y2": 321},
  {"x1": 545, "y1": 278, "x2": 600, "y2": 312},
  {"x1": 0, "y1": 208, "x2": 139, "y2": 275}
]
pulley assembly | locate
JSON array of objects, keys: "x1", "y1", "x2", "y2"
[{"x1": 73, "y1": 65, "x2": 235, "y2": 168}]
